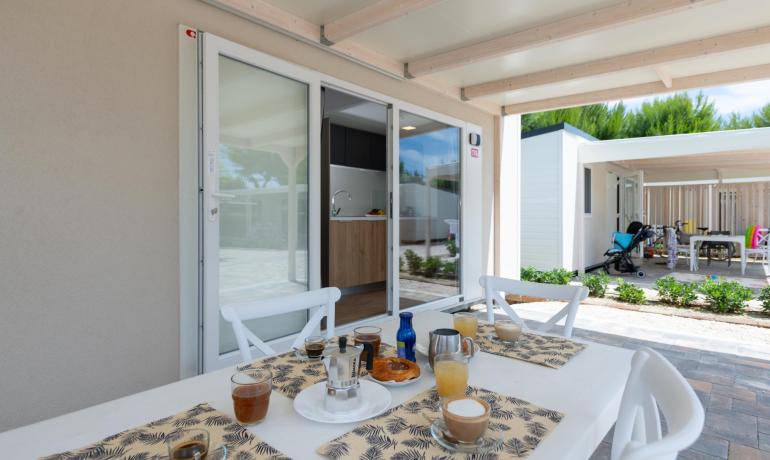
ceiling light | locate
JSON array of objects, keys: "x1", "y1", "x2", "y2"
[{"x1": 401, "y1": 126, "x2": 416, "y2": 131}]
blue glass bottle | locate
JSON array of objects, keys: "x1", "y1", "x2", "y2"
[{"x1": 396, "y1": 312, "x2": 416, "y2": 362}]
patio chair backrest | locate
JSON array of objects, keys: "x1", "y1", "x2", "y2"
[
  {"x1": 479, "y1": 276, "x2": 588, "y2": 338},
  {"x1": 220, "y1": 287, "x2": 341, "y2": 363},
  {"x1": 611, "y1": 347, "x2": 704, "y2": 460}
]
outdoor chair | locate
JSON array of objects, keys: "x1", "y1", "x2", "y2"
[
  {"x1": 611, "y1": 347, "x2": 704, "y2": 460},
  {"x1": 479, "y1": 275, "x2": 588, "y2": 338},
  {"x1": 747, "y1": 228, "x2": 769, "y2": 264},
  {"x1": 221, "y1": 287, "x2": 341, "y2": 363}
]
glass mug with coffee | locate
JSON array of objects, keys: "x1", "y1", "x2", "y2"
[
  {"x1": 166, "y1": 428, "x2": 209, "y2": 460},
  {"x1": 354, "y1": 326, "x2": 381, "y2": 362},
  {"x1": 304, "y1": 335, "x2": 325, "y2": 358},
  {"x1": 231, "y1": 369, "x2": 272, "y2": 424}
]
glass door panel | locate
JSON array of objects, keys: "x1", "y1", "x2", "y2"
[
  {"x1": 207, "y1": 51, "x2": 310, "y2": 363},
  {"x1": 398, "y1": 111, "x2": 461, "y2": 306}
]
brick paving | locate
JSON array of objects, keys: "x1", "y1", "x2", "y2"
[{"x1": 579, "y1": 326, "x2": 770, "y2": 460}]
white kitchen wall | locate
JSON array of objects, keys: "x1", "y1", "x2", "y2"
[{"x1": 330, "y1": 165, "x2": 387, "y2": 216}]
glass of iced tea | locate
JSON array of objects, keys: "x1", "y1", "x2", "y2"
[
  {"x1": 231, "y1": 369, "x2": 272, "y2": 424},
  {"x1": 453, "y1": 312, "x2": 479, "y2": 339},
  {"x1": 354, "y1": 326, "x2": 382, "y2": 361},
  {"x1": 166, "y1": 428, "x2": 209, "y2": 460},
  {"x1": 434, "y1": 352, "x2": 469, "y2": 398}
]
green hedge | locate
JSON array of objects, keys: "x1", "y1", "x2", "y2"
[
  {"x1": 581, "y1": 273, "x2": 610, "y2": 298},
  {"x1": 698, "y1": 278, "x2": 752, "y2": 314},
  {"x1": 520, "y1": 266, "x2": 573, "y2": 285},
  {"x1": 616, "y1": 280, "x2": 646, "y2": 304},
  {"x1": 760, "y1": 287, "x2": 770, "y2": 314},
  {"x1": 655, "y1": 276, "x2": 698, "y2": 308}
]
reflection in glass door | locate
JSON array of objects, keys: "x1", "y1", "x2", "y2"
[
  {"x1": 203, "y1": 39, "x2": 311, "y2": 370},
  {"x1": 398, "y1": 111, "x2": 461, "y2": 306}
]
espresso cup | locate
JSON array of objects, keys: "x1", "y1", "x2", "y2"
[
  {"x1": 441, "y1": 396, "x2": 491, "y2": 444},
  {"x1": 166, "y1": 428, "x2": 209, "y2": 460},
  {"x1": 494, "y1": 320, "x2": 522, "y2": 342}
]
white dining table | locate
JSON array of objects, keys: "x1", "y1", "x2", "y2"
[
  {"x1": 0, "y1": 310, "x2": 633, "y2": 460},
  {"x1": 689, "y1": 234, "x2": 747, "y2": 274}
]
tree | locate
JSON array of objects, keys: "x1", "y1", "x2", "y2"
[
  {"x1": 522, "y1": 102, "x2": 628, "y2": 140},
  {"x1": 623, "y1": 93, "x2": 721, "y2": 137},
  {"x1": 751, "y1": 103, "x2": 770, "y2": 127}
]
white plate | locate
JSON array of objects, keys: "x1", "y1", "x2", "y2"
[
  {"x1": 367, "y1": 371, "x2": 422, "y2": 387},
  {"x1": 293, "y1": 380, "x2": 392, "y2": 424}
]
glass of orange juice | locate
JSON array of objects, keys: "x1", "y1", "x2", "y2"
[
  {"x1": 434, "y1": 352, "x2": 469, "y2": 398},
  {"x1": 453, "y1": 312, "x2": 478, "y2": 339}
]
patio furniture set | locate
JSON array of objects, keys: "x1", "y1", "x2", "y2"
[{"x1": 0, "y1": 278, "x2": 705, "y2": 460}]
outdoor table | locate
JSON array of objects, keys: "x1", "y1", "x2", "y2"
[
  {"x1": 689, "y1": 234, "x2": 747, "y2": 274},
  {"x1": 0, "y1": 310, "x2": 633, "y2": 460}
]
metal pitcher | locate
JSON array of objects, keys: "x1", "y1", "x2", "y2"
[{"x1": 428, "y1": 328, "x2": 475, "y2": 370}]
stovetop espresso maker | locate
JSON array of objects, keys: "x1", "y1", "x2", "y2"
[{"x1": 322, "y1": 336, "x2": 374, "y2": 414}]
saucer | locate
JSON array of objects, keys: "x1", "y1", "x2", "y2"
[
  {"x1": 155, "y1": 445, "x2": 227, "y2": 459},
  {"x1": 292, "y1": 347, "x2": 323, "y2": 362},
  {"x1": 429, "y1": 417, "x2": 502, "y2": 454},
  {"x1": 293, "y1": 380, "x2": 391, "y2": 424}
]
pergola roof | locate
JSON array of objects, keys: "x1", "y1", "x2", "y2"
[{"x1": 207, "y1": 0, "x2": 770, "y2": 115}]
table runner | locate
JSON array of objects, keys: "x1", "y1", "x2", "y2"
[
  {"x1": 475, "y1": 323, "x2": 585, "y2": 369},
  {"x1": 240, "y1": 336, "x2": 396, "y2": 399},
  {"x1": 38, "y1": 403, "x2": 289, "y2": 460},
  {"x1": 317, "y1": 386, "x2": 563, "y2": 459}
]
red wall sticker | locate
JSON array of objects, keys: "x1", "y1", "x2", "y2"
[
  {"x1": 185, "y1": 29, "x2": 197, "y2": 39},
  {"x1": 470, "y1": 147, "x2": 479, "y2": 158}
]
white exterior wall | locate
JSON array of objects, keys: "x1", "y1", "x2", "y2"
[
  {"x1": 521, "y1": 131, "x2": 563, "y2": 270},
  {"x1": 562, "y1": 131, "x2": 583, "y2": 270}
]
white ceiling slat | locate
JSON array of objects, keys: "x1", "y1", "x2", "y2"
[
  {"x1": 654, "y1": 66, "x2": 673, "y2": 88},
  {"x1": 503, "y1": 62, "x2": 770, "y2": 115},
  {"x1": 462, "y1": 25, "x2": 770, "y2": 99},
  {"x1": 405, "y1": 0, "x2": 722, "y2": 78},
  {"x1": 322, "y1": 0, "x2": 443, "y2": 44}
]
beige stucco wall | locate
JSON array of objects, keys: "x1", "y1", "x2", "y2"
[{"x1": 0, "y1": 0, "x2": 495, "y2": 431}]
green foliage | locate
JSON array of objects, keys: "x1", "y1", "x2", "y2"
[
  {"x1": 521, "y1": 95, "x2": 770, "y2": 141},
  {"x1": 399, "y1": 256, "x2": 404, "y2": 272},
  {"x1": 441, "y1": 260, "x2": 457, "y2": 278},
  {"x1": 445, "y1": 239, "x2": 458, "y2": 257},
  {"x1": 616, "y1": 280, "x2": 646, "y2": 304},
  {"x1": 421, "y1": 256, "x2": 442, "y2": 278},
  {"x1": 759, "y1": 287, "x2": 770, "y2": 314},
  {"x1": 698, "y1": 278, "x2": 752, "y2": 314},
  {"x1": 403, "y1": 250, "x2": 423, "y2": 276},
  {"x1": 581, "y1": 272, "x2": 611, "y2": 298},
  {"x1": 655, "y1": 275, "x2": 699, "y2": 308},
  {"x1": 520, "y1": 266, "x2": 573, "y2": 285}
]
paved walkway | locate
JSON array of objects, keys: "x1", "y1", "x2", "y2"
[{"x1": 476, "y1": 302, "x2": 770, "y2": 459}]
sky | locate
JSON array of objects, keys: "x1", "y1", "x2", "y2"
[
  {"x1": 399, "y1": 127, "x2": 461, "y2": 176},
  {"x1": 611, "y1": 79, "x2": 770, "y2": 118}
]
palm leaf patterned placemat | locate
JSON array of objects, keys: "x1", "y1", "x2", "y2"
[
  {"x1": 317, "y1": 386, "x2": 563, "y2": 459},
  {"x1": 240, "y1": 336, "x2": 396, "y2": 399},
  {"x1": 38, "y1": 403, "x2": 289, "y2": 460},
  {"x1": 474, "y1": 323, "x2": 585, "y2": 369}
]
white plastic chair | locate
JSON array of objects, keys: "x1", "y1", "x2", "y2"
[
  {"x1": 611, "y1": 347, "x2": 705, "y2": 460},
  {"x1": 221, "y1": 287, "x2": 341, "y2": 363},
  {"x1": 479, "y1": 275, "x2": 588, "y2": 338},
  {"x1": 747, "y1": 228, "x2": 769, "y2": 264}
]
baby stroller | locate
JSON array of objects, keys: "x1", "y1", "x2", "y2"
[{"x1": 584, "y1": 221, "x2": 657, "y2": 278}]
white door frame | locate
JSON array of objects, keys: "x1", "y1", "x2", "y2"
[
  {"x1": 201, "y1": 33, "x2": 321, "y2": 372},
  {"x1": 190, "y1": 32, "x2": 479, "y2": 373}
]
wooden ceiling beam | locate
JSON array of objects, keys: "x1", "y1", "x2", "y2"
[
  {"x1": 462, "y1": 25, "x2": 770, "y2": 99},
  {"x1": 322, "y1": 0, "x2": 443, "y2": 44},
  {"x1": 406, "y1": 0, "x2": 720, "y2": 78},
  {"x1": 503, "y1": 62, "x2": 770, "y2": 115}
]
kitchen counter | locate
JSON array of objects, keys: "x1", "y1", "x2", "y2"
[
  {"x1": 331, "y1": 215, "x2": 386, "y2": 221},
  {"x1": 329, "y1": 219, "x2": 386, "y2": 288}
]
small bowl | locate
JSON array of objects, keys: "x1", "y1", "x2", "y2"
[
  {"x1": 494, "y1": 320, "x2": 522, "y2": 342},
  {"x1": 441, "y1": 396, "x2": 491, "y2": 444}
]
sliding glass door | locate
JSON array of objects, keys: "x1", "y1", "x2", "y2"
[
  {"x1": 397, "y1": 111, "x2": 461, "y2": 307},
  {"x1": 202, "y1": 34, "x2": 317, "y2": 371}
]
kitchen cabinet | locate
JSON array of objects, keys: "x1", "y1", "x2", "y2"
[
  {"x1": 330, "y1": 124, "x2": 386, "y2": 171},
  {"x1": 329, "y1": 220, "x2": 387, "y2": 288}
]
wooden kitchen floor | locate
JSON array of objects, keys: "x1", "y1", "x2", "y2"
[{"x1": 335, "y1": 289, "x2": 422, "y2": 325}]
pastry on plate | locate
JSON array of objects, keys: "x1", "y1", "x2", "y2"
[{"x1": 370, "y1": 357, "x2": 420, "y2": 382}]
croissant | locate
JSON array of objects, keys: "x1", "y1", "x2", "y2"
[{"x1": 370, "y1": 357, "x2": 421, "y2": 382}]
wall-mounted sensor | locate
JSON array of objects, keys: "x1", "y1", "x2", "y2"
[{"x1": 469, "y1": 133, "x2": 481, "y2": 146}]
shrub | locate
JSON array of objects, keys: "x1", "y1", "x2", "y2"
[
  {"x1": 441, "y1": 260, "x2": 457, "y2": 277},
  {"x1": 399, "y1": 256, "x2": 404, "y2": 272},
  {"x1": 422, "y1": 256, "x2": 442, "y2": 278},
  {"x1": 655, "y1": 275, "x2": 699, "y2": 308},
  {"x1": 581, "y1": 272, "x2": 610, "y2": 298},
  {"x1": 616, "y1": 280, "x2": 646, "y2": 304},
  {"x1": 403, "y1": 249, "x2": 423, "y2": 275},
  {"x1": 698, "y1": 278, "x2": 752, "y2": 314},
  {"x1": 521, "y1": 266, "x2": 540, "y2": 282},
  {"x1": 760, "y1": 287, "x2": 770, "y2": 314},
  {"x1": 445, "y1": 239, "x2": 458, "y2": 257}
]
